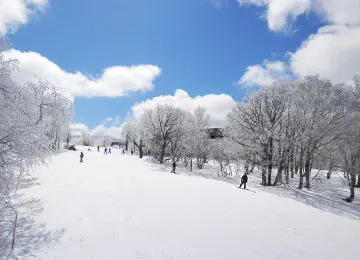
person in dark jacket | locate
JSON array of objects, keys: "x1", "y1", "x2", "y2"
[
  {"x1": 104, "y1": 148, "x2": 107, "y2": 155},
  {"x1": 171, "y1": 161, "x2": 176, "y2": 173},
  {"x1": 80, "y1": 152, "x2": 84, "y2": 163},
  {"x1": 97, "y1": 146, "x2": 100, "y2": 152},
  {"x1": 239, "y1": 173, "x2": 248, "y2": 189}
]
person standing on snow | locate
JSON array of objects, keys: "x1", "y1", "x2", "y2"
[
  {"x1": 80, "y1": 152, "x2": 84, "y2": 163},
  {"x1": 104, "y1": 148, "x2": 107, "y2": 155},
  {"x1": 239, "y1": 173, "x2": 248, "y2": 189},
  {"x1": 108, "y1": 147, "x2": 111, "y2": 154},
  {"x1": 131, "y1": 150, "x2": 133, "y2": 155},
  {"x1": 97, "y1": 146, "x2": 100, "y2": 152},
  {"x1": 171, "y1": 161, "x2": 176, "y2": 173}
]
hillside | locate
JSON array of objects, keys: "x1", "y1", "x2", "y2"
[{"x1": 2, "y1": 147, "x2": 360, "y2": 260}]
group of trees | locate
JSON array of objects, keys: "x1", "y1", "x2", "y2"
[
  {"x1": 0, "y1": 41, "x2": 72, "y2": 213},
  {"x1": 123, "y1": 75, "x2": 360, "y2": 202},
  {"x1": 122, "y1": 105, "x2": 211, "y2": 170},
  {"x1": 226, "y1": 75, "x2": 360, "y2": 202}
]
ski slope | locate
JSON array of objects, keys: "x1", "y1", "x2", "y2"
[{"x1": 4, "y1": 147, "x2": 360, "y2": 259}]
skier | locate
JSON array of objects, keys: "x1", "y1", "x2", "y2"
[
  {"x1": 88, "y1": 148, "x2": 91, "y2": 152},
  {"x1": 131, "y1": 150, "x2": 133, "y2": 155},
  {"x1": 171, "y1": 161, "x2": 176, "y2": 173},
  {"x1": 80, "y1": 152, "x2": 84, "y2": 163},
  {"x1": 104, "y1": 148, "x2": 108, "y2": 155},
  {"x1": 97, "y1": 146, "x2": 100, "y2": 152},
  {"x1": 122, "y1": 149, "x2": 125, "y2": 155},
  {"x1": 108, "y1": 147, "x2": 111, "y2": 154},
  {"x1": 239, "y1": 173, "x2": 248, "y2": 189}
]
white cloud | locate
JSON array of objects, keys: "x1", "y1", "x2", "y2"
[
  {"x1": 69, "y1": 123, "x2": 89, "y2": 136},
  {"x1": 237, "y1": 0, "x2": 360, "y2": 32},
  {"x1": 290, "y1": 25, "x2": 360, "y2": 83},
  {"x1": 238, "y1": 0, "x2": 311, "y2": 32},
  {"x1": 238, "y1": 60, "x2": 290, "y2": 87},
  {"x1": 70, "y1": 122, "x2": 123, "y2": 139},
  {"x1": 131, "y1": 89, "x2": 236, "y2": 127},
  {"x1": 91, "y1": 124, "x2": 123, "y2": 138},
  {"x1": 2, "y1": 49, "x2": 162, "y2": 98},
  {"x1": 237, "y1": 0, "x2": 360, "y2": 83},
  {"x1": 0, "y1": 0, "x2": 48, "y2": 35}
]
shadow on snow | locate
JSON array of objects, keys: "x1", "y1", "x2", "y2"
[
  {"x1": 144, "y1": 158, "x2": 360, "y2": 220},
  {"x1": 0, "y1": 175, "x2": 65, "y2": 259}
]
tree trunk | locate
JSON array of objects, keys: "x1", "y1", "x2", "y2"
[
  {"x1": 261, "y1": 166, "x2": 267, "y2": 186},
  {"x1": 298, "y1": 149, "x2": 304, "y2": 189},
  {"x1": 159, "y1": 143, "x2": 166, "y2": 163},
  {"x1": 346, "y1": 186, "x2": 355, "y2": 202},
  {"x1": 190, "y1": 158, "x2": 193, "y2": 171},
  {"x1": 139, "y1": 139, "x2": 143, "y2": 159},
  {"x1": 345, "y1": 170, "x2": 356, "y2": 202},
  {"x1": 273, "y1": 158, "x2": 284, "y2": 186},
  {"x1": 304, "y1": 151, "x2": 312, "y2": 189},
  {"x1": 290, "y1": 149, "x2": 295, "y2": 178},
  {"x1": 267, "y1": 137, "x2": 273, "y2": 186},
  {"x1": 356, "y1": 172, "x2": 360, "y2": 188},
  {"x1": 285, "y1": 164, "x2": 290, "y2": 184}
]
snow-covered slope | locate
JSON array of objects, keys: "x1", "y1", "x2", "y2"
[{"x1": 3, "y1": 147, "x2": 360, "y2": 259}]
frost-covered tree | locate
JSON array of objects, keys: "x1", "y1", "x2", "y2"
[
  {"x1": 0, "y1": 41, "x2": 72, "y2": 212},
  {"x1": 182, "y1": 107, "x2": 210, "y2": 170},
  {"x1": 142, "y1": 104, "x2": 185, "y2": 163},
  {"x1": 122, "y1": 120, "x2": 146, "y2": 158}
]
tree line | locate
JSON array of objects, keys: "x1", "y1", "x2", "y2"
[{"x1": 123, "y1": 75, "x2": 360, "y2": 202}]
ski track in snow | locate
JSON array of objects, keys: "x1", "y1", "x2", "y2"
[{"x1": 2, "y1": 146, "x2": 360, "y2": 260}]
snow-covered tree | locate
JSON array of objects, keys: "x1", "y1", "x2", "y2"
[
  {"x1": 122, "y1": 120, "x2": 146, "y2": 158},
  {"x1": 182, "y1": 107, "x2": 210, "y2": 170},
  {"x1": 0, "y1": 41, "x2": 72, "y2": 213},
  {"x1": 141, "y1": 104, "x2": 185, "y2": 163}
]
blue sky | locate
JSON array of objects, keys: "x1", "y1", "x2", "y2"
[{"x1": 2, "y1": 0, "x2": 360, "y2": 136}]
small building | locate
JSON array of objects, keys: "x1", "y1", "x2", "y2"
[
  {"x1": 110, "y1": 141, "x2": 126, "y2": 148},
  {"x1": 206, "y1": 128, "x2": 224, "y2": 139}
]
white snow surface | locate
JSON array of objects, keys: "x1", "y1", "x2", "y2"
[{"x1": 3, "y1": 146, "x2": 360, "y2": 259}]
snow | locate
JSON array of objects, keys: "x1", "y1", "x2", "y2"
[{"x1": 2, "y1": 146, "x2": 360, "y2": 259}]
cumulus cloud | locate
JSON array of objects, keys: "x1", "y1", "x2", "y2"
[
  {"x1": 70, "y1": 122, "x2": 123, "y2": 139},
  {"x1": 237, "y1": 0, "x2": 360, "y2": 32},
  {"x1": 237, "y1": 0, "x2": 360, "y2": 84},
  {"x1": 0, "y1": 0, "x2": 48, "y2": 35},
  {"x1": 131, "y1": 89, "x2": 236, "y2": 127},
  {"x1": 3, "y1": 49, "x2": 162, "y2": 98},
  {"x1": 238, "y1": 60, "x2": 290, "y2": 87},
  {"x1": 69, "y1": 123, "x2": 89, "y2": 136},
  {"x1": 238, "y1": 0, "x2": 311, "y2": 32},
  {"x1": 290, "y1": 25, "x2": 360, "y2": 83},
  {"x1": 91, "y1": 124, "x2": 123, "y2": 138}
]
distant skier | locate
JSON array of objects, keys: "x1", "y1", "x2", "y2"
[
  {"x1": 239, "y1": 173, "x2": 248, "y2": 189},
  {"x1": 108, "y1": 148, "x2": 111, "y2": 154},
  {"x1": 171, "y1": 161, "x2": 176, "y2": 173},
  {"x1": 122, "y1": 149, "x2": 125, "y2": 155},
  {"x1": 80, "y1": 152, "x2": 84, "y2": 163},
  {"x1": 104, "y1": 148, "x2": 108, "y2": 155},
  {"x1": 131, "y1": 150, "x2": 133, "y2": 155},
  {"x1": 97, "y1": 146, "x2": 100, "y2": 152},
  {"x1": 88, "y1": 148, "x2": 91, "y2": 152}
]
